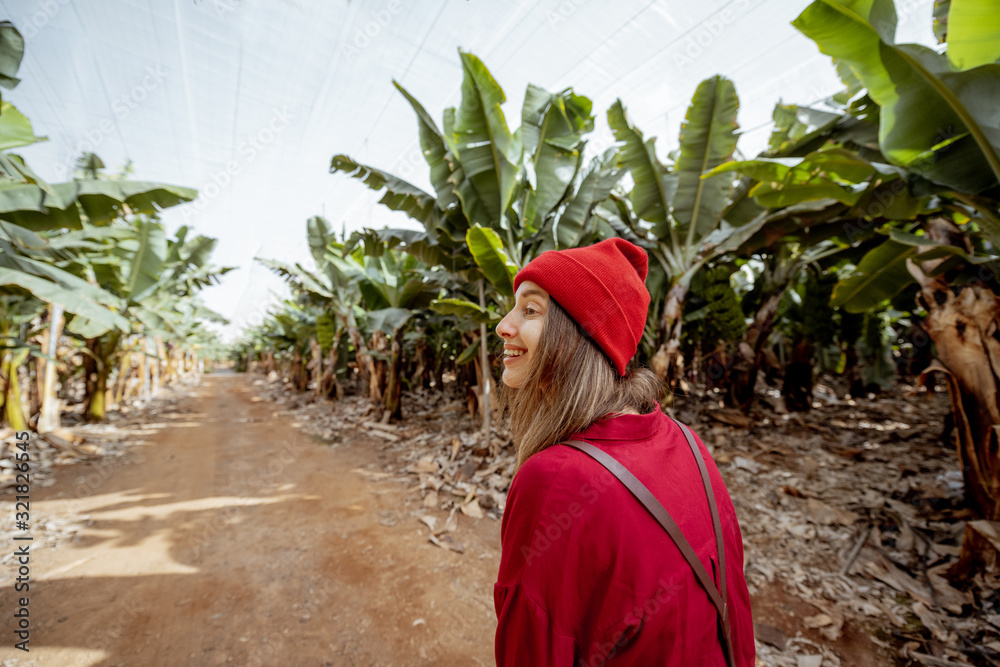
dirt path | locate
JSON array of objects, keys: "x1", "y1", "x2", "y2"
[{"x1": 0, "y1": 373, "x2": 501, "y2": 666}]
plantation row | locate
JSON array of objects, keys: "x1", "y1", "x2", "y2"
[
  {"x1": 0, "y1": 21, "x2": 228, "y2": 432},
  {"x1": 233, "y1": 0, "x2": 1000, "y2": 550}
]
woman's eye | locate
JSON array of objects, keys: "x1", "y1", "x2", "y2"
[{"x1": 524, "y1": 307, "x2": 537, "y2": 316}]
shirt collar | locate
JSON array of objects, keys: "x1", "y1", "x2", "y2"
[{"x1": 572, "y1": 402, "x2": 670, "y2": 443}]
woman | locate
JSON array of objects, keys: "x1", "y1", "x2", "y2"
[{"x1": 493, "y1": 238, "x2": 755, "y2": 666}]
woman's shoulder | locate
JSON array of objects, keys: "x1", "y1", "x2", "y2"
[
  {"x1": 513, "y1": 441, "x2": 608, "y2": 492},
  {"x1": 508, "y1": 442, "x2": 629, "y2": 520}
]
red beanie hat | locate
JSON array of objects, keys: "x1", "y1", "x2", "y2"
[{"x1": 514, "y1": 238, "x2": 650, "y2": 376}]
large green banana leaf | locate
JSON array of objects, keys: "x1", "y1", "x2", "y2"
[
  {"x1": 78, "y1": 180, "x2": 197, "y2": 223},
  {"x1": 793, "y1": 0, "x2": 1000, "y2": 193},
  {"x1": 123, "y1": 218, "x2": 167, "y2": 303},
  {"x1": 394, "y1": 81, "x2": 459, "y2": 211},
  {"x1": 430, "y1": 297, "x2": 498, "y2": 326},
  {"x1": 673, "y1": 75, "x2": 739, "y2": 249},
  {"x1": 307, "y1": 215, "x2": 333, "y2": 268},
  {"x1": 0, "y1": 21, "x2": 24, "y2": 91},
  {"x1": 608, "y1": 100, "x2": 676, "y2": 243},
  {"x1": 0, "y1": 179, "x2": 197, "y2": 230},
  {"x1": 442, "y1": 106, "x2": 490, "y2": 229},
  {"x1": 0, "y1": 239, "x2": 128, "y2": 335},
  {"x1": 0, "y1": 102, "x2": 44, "y2": 150},
  {"x1": 346, "y1": 227, "x2": 461, "y2": 272},
  {"x1": 364, "y1": 307, "x2": 414, "y2": 335},
  {"x1": 827, "y1": 227, "x2": 996, "y2": 314},
  {"x1": 258, "y1": 257, "x2": 334, "y2": 299},
  {"x1": 466, "y1": 224, "x2": 516, "y2": 297},
  {"x1": 553, "y1": 149, "x2": 624, "y2": 249},
  {"x1": 330, "y1": 154, "x2": 435, "y2": 225},
  {"x1": 944, "y1": 0, "x2": 1000, "y2": 70},
  {"x1": 451, "y1": 51, "x2": 518, "y2": 227},
  {"x1": 707, "y1": 148, "x2": 910, "y2": 209},
  {"x1": 831, "y1": 238, "x2": 918, "y2": 312},
  {"x1": 519, "y1": 84, "x2": 593, "y2": 234},
  {"x1": 767, "y1": 104, "x2": 843, "y2": 155}
]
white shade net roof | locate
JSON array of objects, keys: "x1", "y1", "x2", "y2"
[{"x1": 2, "y1": 0, "x2": 938, "y2": 339}]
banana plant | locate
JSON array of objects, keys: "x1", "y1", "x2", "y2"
[
  {"x1": 335, "y1": 241, "x2": 440, "y2": 419},
  {"x1": 55, "y1": 218, "x2": 230, "y2": 421},
  {"x1": 603, "y1": 75, "x2": 742, "y2": 382},
  {"x1": 0, "y1": 294, "x2": 43, "y2": 430},
  {"x1": 0, "y1": 20, "x2": 193, "y2": 337},
  {"x1": 258, "y1": 216, "x2": 363, "y2": 401},
  {"x1": 331, "y1": 51, "x2": 623, "y2": 312},
  {"x1": 330, "y1": 53, "x2": 627, "y2": 426}
]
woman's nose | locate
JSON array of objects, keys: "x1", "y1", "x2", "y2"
[{"x1": 496, "y1": 312, "x2": 515, "y2": 339}]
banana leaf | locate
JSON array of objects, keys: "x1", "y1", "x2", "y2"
[
  {"x1": 0, "y1": 21, "x2": 23, "y2": 91},
  {"x1": 430, "y1": 298, "x2": 498, "y2": 326},
  {"x1": 519, "y1": 84, "x2": 592, "y2": 234},
  {"x1": 793, "y1": 0, "x2": 1000, "y2": 193},
  {"x1": 553, "y1": 149, "x2": 624, "y2": 249},
  {"x1": 0, "y1": 101, "x2": 44, "y2": 150},
  {"x1": 394, "y1": 81, "x2": 460, "y2": 211},
  {"x1": 451, "y1": 51, "x2": 518, "y2": 227},
  {"x1": 456, "y1": 336, "x2": 482, "y2": 365},
  {"x1": 674, "y1": 75, "x2": 739, "y2": 247},
  {"x1": 258, "y1": 258, "x2": 334, "y2": 299},
  {"x1": 330, "y1": 154, "x2": 435, "y2": 225},
  {"x1": 831, "y1": 238, "x2": 917, "y2": 312},
  {"x1": 364, "y1": 307, "x2": 413, "y2": 335},
  {"x1": 608, "y1": 100, "x2": 676, "y2": 242},
  {"x1": 945, "y1": 0, "x2": 1000, "y2": 70},
  {"x1": 124, "y1": 219, "x2": 167, "y2": 303},
  {"x1": 0, "y1": 246, "x2": 128, "y2": 335},
  {"x1": 466, "y1": 224, "x2": 516, "y2": 296}
]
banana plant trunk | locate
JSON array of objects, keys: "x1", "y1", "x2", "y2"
[
  {"x1": 37, "y1": 304, "x2": 65, "y2": 433},
  {"x1": 368, "y1": 331, "x2": 387, "y2": 402},
  {"x1": 309, "y1": 338, "x2": 323, "y2": 398},
  {"x1": 652, "y1": 282, "x2": 688, "y2": 385},
  {"x1": 291, "y1": 347, "x2": 307, "y2": 392},
  {"x1": 151, "y1": 336, "x2": 164, "y2": 397},
  {"x1": 727, "y1": 290, "x2": 785, "y2": 411},
  {"x1": 915, "y1": 279, "x2": 1000, "y2": 523},
  {"x1": 1, "y1": 348, "x2": 28, "y2": 431},
  {"x1": 84, "y1": 331, "x2": 122, "y2": 422},
  {"x1": 348, "y1": 327, "x2": 372, "y2": 396},
  {"x1": 112, "y1": 339, "x2": 135, "y2": 409},
  {"x1": 383, "y1": 327, "x2": 405, "y2": 420},
  {"x1": 322, "y1": 343, "x2": 343, "y2": 400}
]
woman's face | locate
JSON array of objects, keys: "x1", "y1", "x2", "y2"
[{"x1": 495, "y1": 280, "x2": 548, "y2": 388}]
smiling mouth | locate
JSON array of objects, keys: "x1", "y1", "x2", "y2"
[{"x1": 503, "y1": 349, "x2": 526, "y2": 364}]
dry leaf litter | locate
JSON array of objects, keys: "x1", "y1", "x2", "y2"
[
  {"x1": 256, "y1": 372, "x2": 1000, "y2": 666},
  {"x1": 0, "y1": 379, "x2": 202, "y2": 568},
  {"x1": 4, "y1": 369, "x2": 998, "y2": 666}
]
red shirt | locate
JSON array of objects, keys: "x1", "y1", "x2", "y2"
[{"x1": 494, "y1": 407, "x2": 755, "y2": 666}]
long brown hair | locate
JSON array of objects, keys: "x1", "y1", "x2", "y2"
[{"x1": 498, "y1": 298, "x2": 662, "y2": 468}]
